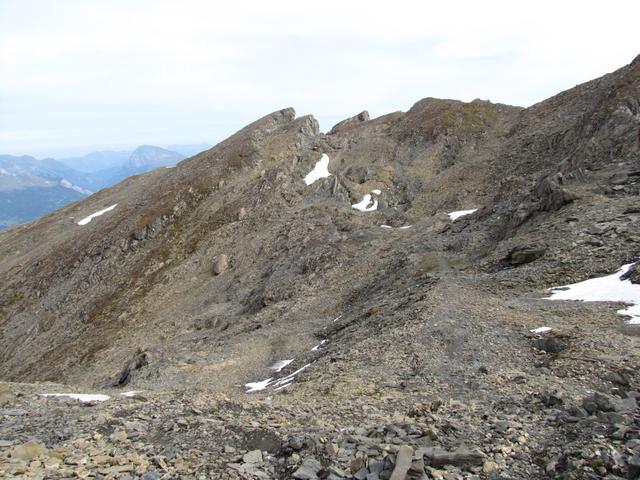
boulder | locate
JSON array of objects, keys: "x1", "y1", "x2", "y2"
[
  {"x1": 213, "y1": 254, "x2": 230, "y2": 275},
  {"x1": 534, "y1": 336, "x2": 567, "y2": 354},
  {"x1": 292, "y1": 456, "x2": 322, "y2": 479},
  {"x1": 11, "y1": 440, "x2": 48, "y2": 461},
  {"x1": 534, "y1": 173, "x2": 576, "y2": 212},
  {"x1": 114, "y1": 348, "x2": 150, "y2": 387},
  {"x1": 243, "y1": 449, "x2": 263, "y2": 464},
  {"x1": 0, "y1": 384, "x2": 15, "y2": 406},
  {"x1": 390, "y1": 445, "x2": 414, "y2": 480},
  {"x1": 329, "y1": 111, "x2": 370, "y2": 134},
  {"x1": 505, "y1": 245, "x2": 546, "y2": 265},
  {"x1": 424, "y1": 448, "x2": 486, "y2": 468}
]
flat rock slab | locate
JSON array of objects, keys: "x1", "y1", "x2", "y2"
[
  {"x1": 390, "y1": 445, "x2": 414, "y2": 480},
  {"x1": 424, "y1": 448, "x2": 486, "y2": 468}
]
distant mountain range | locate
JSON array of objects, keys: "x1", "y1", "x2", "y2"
[{"x1": 0, "y1": 144, "x2": 211, "y2": 230}]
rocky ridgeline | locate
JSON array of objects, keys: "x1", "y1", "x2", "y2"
[{"x1": 1, "y1": 57, "x2": 640, "y2": 479}]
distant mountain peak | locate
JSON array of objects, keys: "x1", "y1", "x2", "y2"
[{"x1": 125, "y1": 145, "x2": 185, "y2": 173}]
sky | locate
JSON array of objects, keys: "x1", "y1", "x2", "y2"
[{"x1": 1, "y1": 0, "x2": 639, "y2": 159}]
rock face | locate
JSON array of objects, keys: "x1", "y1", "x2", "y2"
[{"x1": 1, "y1": 55, "x2": 640, "y2": 479}]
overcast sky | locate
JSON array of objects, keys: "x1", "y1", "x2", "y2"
[{"x1": 1, "y1": 0, "x2": 639, "y2": 158}]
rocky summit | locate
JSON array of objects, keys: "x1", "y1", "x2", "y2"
[{"x1": 1, "y1": 56, "x2": 640, "y2": 479}]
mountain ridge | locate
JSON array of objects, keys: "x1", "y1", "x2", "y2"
[{"x1": 0, "y1": 56, "x2": 639, "y2": 479}]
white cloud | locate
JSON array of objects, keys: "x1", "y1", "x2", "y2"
[{"x1": 0, "y1": 0, "x2": 639, "y2": 157}]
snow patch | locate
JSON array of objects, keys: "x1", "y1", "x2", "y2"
[
  {"x1": 530, "y1": 326, "x2": 552, "y2": 334},
  {"x1": 41, "y1": 393, "x2": 110, "y2": 402},
  {"x1": 246, "y1": 363, "x2": 313, "y2": 393},
  {"x1": 371, "y1": 189, "x2": 382, "y2": 195},
  {"x1": 448, "y1": 209, "x2": 478, "y2": 221},
  {"x1": 546, "y1": 263, "x2": 640, "y2": 324},
  {"x1": 120, "y1": 391, "x2": 143, "y2": 397},
  {"x1": 311, "y1": 340, "x2": 327, "y2": 351},
  {"x1": 304, "y1": 154, "x2": 331, "y2": 185},
  {"x1": 245, "y1": 378, "x2": 273, "y2": 393},
  {"x1": 352, "y1": 194, "x2": 378, "y2": 212},
  {"x1": 272, "y1": 363, "x2": 311, "y2": 390},
  {"x1": 271, "y1": 359, "x2": 294, "y2": 372},
  {"x1": 77, "y1": 204, "x2": 117, "y2": 226},
  {"x1": 380, "y1": 224, "x2": 412, "y2": 230}
]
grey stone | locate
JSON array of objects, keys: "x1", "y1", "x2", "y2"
[
  {"x1": 292, "y1": 456, "x2": 322, "y2": 480},
  {"x1": 390, "y1": 445, "x2": 414, "y2": 480},
  {"x1": 243, "y1": 449, "x2": 263, "y2": 464},
  {"x1": 424, "y1": 448, "x2": 486, "y2": 468}
]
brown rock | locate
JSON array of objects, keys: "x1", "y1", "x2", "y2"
[
  {"x1": 213, "y1": 254, "x2": 230, "y2": 275},
  {"x1": 0, "y1": 384, "x2": 14, "y2": 406},
  {"x1": 10, "y1": 441, "x2": 48, "y2": 461}
]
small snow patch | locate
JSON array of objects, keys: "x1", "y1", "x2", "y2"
[
  {"x1": 245, "y1": 378, "x2": 273, "y2": 393},
  {"x1": 77, "y1": 204, "x2": 117, "y2": 226},
  {"x1": 271, "y1": 359, "x2": 294, "y2": 372},
  {"x1": 546, "y1": 263, "x2": 640, "y2": 324},
  {"x1": 311, "y1": 340, "x2": 327, "y2": 351},
  {"x1": 246, "y1": 363, "x2": 313, "y2": 393},
  {"x1": 380, "y1": 224, "x2": 412, "y2": 230},
  {"x1": 352, "y1": 194, "x2": 378, "y2": 212},
  {"x1": 448, "y1": 209, "x2": 478, "y2": 221},
  {"x1": 272, "y1": 363, "x2": 311, "y2": 390},
  {"x1": 530, "y1": 326, "x2": 552, "y2": 334},
  {"x1": 119, "y1": 391, "x2": 143, "y2": 397},
  {"x1": 371, "y1": 189, "x2": 382, "y2": 195},
  {"x1": 41, "y1": 393, "x2": 110, "y2": 402},
  {"x1": 304, "y1": 154, "x2": 331, "y2": 185}
]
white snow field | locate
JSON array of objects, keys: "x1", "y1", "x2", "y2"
[{"x1": 546, "y1": 263, "x2": 640, "y2": 324}]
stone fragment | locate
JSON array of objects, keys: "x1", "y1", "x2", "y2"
[
  {"x1": 424, "y1": 448, "x2": 486, "y2": 468},
  {"x1": 213, "y1": 254, "x2": 230, "y2": 275},
  {"x1": 389, "y1": 445, "x2": 413, "y2": 480},
  {"x1": 10, "y1": 441, "x2": 48, "y2": 461},
  {"x1": 505, "y1": 245, "x2": 546, "y2": 265},
  {"x1": 292, "y1": 456, "x2": 322, "y2": 479},
  {"x1": 243, "y1": 450, "x2": 263, "y2": 464}
]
